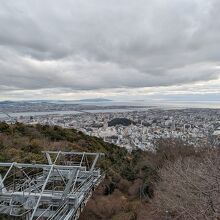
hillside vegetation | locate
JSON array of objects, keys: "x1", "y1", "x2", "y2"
[
  {"x1": 108, "y1": 118, "x2": 134, "y2": 127},
  {"x1": 0, "y1": 122, "x2": 219, "y2": 220}
]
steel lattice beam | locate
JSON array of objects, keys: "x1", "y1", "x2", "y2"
[{"x1": 0, "y1": 151, "x2": 104, "y2": 220}]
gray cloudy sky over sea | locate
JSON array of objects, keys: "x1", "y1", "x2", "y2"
[{"x1": 0, "y1": 0, "x2": 220, "y2": 100}]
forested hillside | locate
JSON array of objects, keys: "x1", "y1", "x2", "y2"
[
  {"x1": 108, "y1": 118, "x2": 134, "y2": 127},
  {"x1": 0, "y1": 122, "x2": 219, "y2": 220}
]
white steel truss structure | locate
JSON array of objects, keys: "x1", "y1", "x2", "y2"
[{"x1": 0, "y1": 151, "x2": 104, "y2": 220}]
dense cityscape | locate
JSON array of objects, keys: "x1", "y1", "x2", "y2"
[{"x1": 1, "y1": 102, "x2": 220, "y2": 151}]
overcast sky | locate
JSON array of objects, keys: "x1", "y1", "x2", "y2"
[{"x1": 0, "y1": 0, "x2": 220, "y2": 100}]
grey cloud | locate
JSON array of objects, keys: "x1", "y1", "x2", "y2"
[{"x1": 0, "y1": 0, "x2": 220, "y2": 96}]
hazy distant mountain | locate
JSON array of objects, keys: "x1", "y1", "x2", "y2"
[
  {"x1": 78, "y1": 98, "x2": 112, "y2": 102},
  {"x1": 0, "y1": 101, "x2": 16, "y2": 104},
  {"x1": 0, "y1": 99, "x2": 112, "y2": 104}
]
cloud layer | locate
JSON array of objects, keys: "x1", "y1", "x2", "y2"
[{"x1": 0, "y1": 0, "x2": 220, "y2": 99}]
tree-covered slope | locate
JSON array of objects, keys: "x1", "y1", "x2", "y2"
[
  {"x1": 0, "y1": 122, "x2": 158, "y2": 220},
  {"x1": 1, "y1": 122, "x2": 217, "y2": 220}
]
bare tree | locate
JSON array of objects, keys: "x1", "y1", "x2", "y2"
[{"x1": 154, "y1": 150, "x2": 220, "y2": 220}]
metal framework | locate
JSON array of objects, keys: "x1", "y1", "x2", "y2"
[{"x1": 0, "y1": 151, "x2": 104, "y2": 220}]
